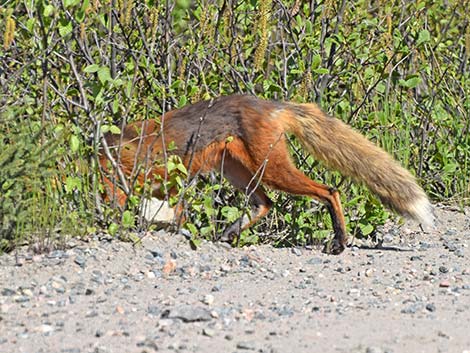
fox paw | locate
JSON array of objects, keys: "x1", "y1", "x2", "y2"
[
  {"x1": 218, "y1": 226, "x2": 239, "y2": 245},
  {"x1": 322, "y1": 239, "x2": 346, "y2": 255}
]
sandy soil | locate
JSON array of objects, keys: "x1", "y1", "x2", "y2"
[{"x1": 1, "y1": 205, "x2": 469, "y2": 353}]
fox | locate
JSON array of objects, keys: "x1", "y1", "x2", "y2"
[{"x1": 100, "y1": 94, "x2": 434, "y2": 254}]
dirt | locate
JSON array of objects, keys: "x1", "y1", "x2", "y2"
[{"x1": 1, "y1": 205, "x2": 469, "y2": 353}]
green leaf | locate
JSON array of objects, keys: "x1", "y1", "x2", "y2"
[
  {"x1": 64, "y1": 0, "x2": 80, "y2": 8},
  {"x1": 70, "y1": 135, "x2": 80, "y2": 152},
  {"x1": 221, "y1": 206, "x2": 241, "y2": 222},
  {"x1": 109, "y1": 125, "x2": 121, "y2": 134},
  {"x1": 399, "y1": 76, "x2": 421, "y2": 88},
  {"x1": 443, "y1": 163, "x2": 457, "y2": 174},
  {"x1": 176, "y1": 163, "x2": 188, "y2": 175},
  {"x1": 108, "y1": 223, "x2": 119, "y2": 236},
  {"x1": 417, "y1": 29, "x2": 430, "y2": 46},
  {"x1": 178, "y1": 95, "x2": 187, "y2": 107},
  {"x1": 311, "y1": 54, "x2": 321, "y2": 69},
  {"x1": 58, "y1": 19, "x2": 73, "y2": 37},
  {"x1": 314, "y1": 68, "x2": 329, "y2": 74},
  {"x1": 112, "y1": 99, "x2": 119, "y2": 114},
  {"x1": 122, "y1": 210, "x2": 135, "y2": 228},
  {"x1": 97, "y1": 67, "x2": 111, "y2": 84},
  {"x1": 43, "y1": 5, "x2": 55, "y2": 16},
  {"x1": 185, "y1": 223, "x2": 198, "y2": 235},
  {"x1": 359, "y1": 223, "x2": 374, "y2": 236},
  {"x1": 65, "y1": 177, "x2": 82, "y2": 193},
  {"x1": 84, "y1": 64, "x2": 100, "y2": 73}
]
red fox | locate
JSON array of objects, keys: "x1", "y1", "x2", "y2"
[{"x1": 100, "y1": 95, "x2": 434, "y2": 254}]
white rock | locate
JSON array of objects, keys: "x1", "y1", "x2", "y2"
[{"x1": 140, "y1": 198, "x2": 175, "y2": 224}]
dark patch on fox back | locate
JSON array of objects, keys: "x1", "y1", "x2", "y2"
[{"x1": 164, "y1": 95, "x2": 282, "y2": 157}]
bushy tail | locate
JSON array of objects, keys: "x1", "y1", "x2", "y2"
[{"x1": 287, "y1": 103, "x2": 434, "y2": 227}]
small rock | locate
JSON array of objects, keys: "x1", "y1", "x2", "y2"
[
  {"x1": 74, "y1": 256, "x2": 86, "y2": 268},
  {"x1": 163, "y1": 259, "x2": 177, "y2": 275},
  {"x1": 348, "y1": 288, "x2": 360, "y2": 296},
  {"x1": 439, "y1": 281, "x2": 451, "y2": 288},
  {"x1": 437, "y1": 330, "x2": 450, "y2": 339},
  {"x1": 1, "y1": 288, "x2": 16, "y2": 296},
  {"x1": 439, "y1": 266, "x2": 449, "y2": 274},
  {"x1": 211, "y1": 285, "x2": 222, "y2": 292},
  {"x1": 454, "y1": 249, "x2": 465, "y2": 258},
  {"x1": 202, "y1": 328, "x2": 215, "y2": 337},
  {"x1": 291, "y1": 248, "x2": 302, "y2": 256},
  {"x1": 149, "y1": 249, "x2": 164, "y2": 258},
  {"x1": 14, "y1": 296, "x2": 30, "y2": 303},
  {"x1": 51, "y1": 281, "x2": 65, "y2": 294},
  {"x1": 366, "y1": 347, "x2": 383, "y2": 353},
  {"x1": 445, "y1": 229, "x2": 457, "y2": 236},
  {"x1": 236, "y1": 341, "x2": 257, "y2": 350},
  {"x1": 426, "y1": 303, "x2": 436, "y2": 312},
  {"x1": 136, "y1": 338, "x2": 158, "y2": 351},
  {"x1": 401, "y1": 303, "x2": 422, "y2": 314},
  {"x1": 307, "y1": 257, "x2": 323, "y2": 265},
  {"x1": 202, "y1": 294, "x2": 214, "y2": 306},
  {"x1": 37, "y1": 324, "x2": 54, "y2": 334},
  {"x1": 165, "y1": 305, "x2": 212, "y2": 323},
  {"x1": 147, "y1": 305, "x2": 160, "y2": 316}
]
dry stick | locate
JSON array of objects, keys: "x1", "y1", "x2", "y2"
[
  {"x1": 173, "y1": 99, "x2": 215, "y2": 231},
  {"x1": 68, "y1": 53, "x2": 130, "y2": 202}
]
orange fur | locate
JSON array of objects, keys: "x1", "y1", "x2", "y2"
[{"x1": 100, "y1": 95, "x2": 433, "y2": 254}]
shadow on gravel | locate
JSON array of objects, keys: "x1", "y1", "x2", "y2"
[{"x1": 351, "y1": 244, "x2": 415, "y2": 252}]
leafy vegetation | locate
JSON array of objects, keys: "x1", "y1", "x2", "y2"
[{"x1": 1, "y1": 0, "x2": 468, "y2": 251}]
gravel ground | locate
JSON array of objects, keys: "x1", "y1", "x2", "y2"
[{"x1": 1, "y1": 205, "x2": 469, "y2": 353}]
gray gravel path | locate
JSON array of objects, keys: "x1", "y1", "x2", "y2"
[{"x1": 1, "y1": 205, "x2": 469, "y2": 353}]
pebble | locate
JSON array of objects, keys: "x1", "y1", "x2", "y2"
[
  {"x1": 166, "y1": 305, "x2": 212, "y2": 323},
  {"x1": 401, "y1": 303, "x2": 422, "y2": 314},
  {"x1": 236, "y1": 341, "x2": 257, "y2": 350},
  {"x1": 366, "y1": 347, "x2": 385, "y2": 353},
  {"x1": 307, "y1": 257, "x2": 323, "y2": 265},
  {"x1": 439, "y1": 266, "x2": 449, "y2": 274},
  {"x1": 14, "y1": 296, "x2": 30, "y2": 303},
  {"x1": 202, "y1": 294, "x2": 214, "y2": 305},
  {"x1": 136, "y1": 338, "x2": 158, "y2": 351},
  {"x1": 1, "y1": 288, "x2": 16, "y2": 296},
  {"x1": 439, "y1": 281, "x2": 451, "y2": 288},
  {"x1": 74, "y1": 256, "x2": 86, "y2": 268},
  {"x1": 202, "y1": 328, "x2": 215, "y2": 337}
]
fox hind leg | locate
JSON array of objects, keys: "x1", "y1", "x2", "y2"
[
  {"x1": 219, "y1": 154, "x2": 273, "y2": 244},
  {"x1": 259, "y1": 151, "x2": 348, "y2": 254}
]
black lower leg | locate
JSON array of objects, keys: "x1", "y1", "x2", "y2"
[
  {"x1": 219, "y1": 214, "x2": 249, "y2": 244},
  {"x1": 323, "y1": 202, "x2": 347, "y2": 255}
]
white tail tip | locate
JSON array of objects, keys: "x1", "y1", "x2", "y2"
[{"x1": 410, "y1": 197, "x2": 435, "y2": 229}]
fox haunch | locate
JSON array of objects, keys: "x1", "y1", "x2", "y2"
[{"x1": 100, "y1": 95, "x2": 434, "y2": 254}]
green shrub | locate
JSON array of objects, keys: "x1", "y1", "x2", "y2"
[{"x1": 1, "y1": 1, "x2": 468, "y2": 251}]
